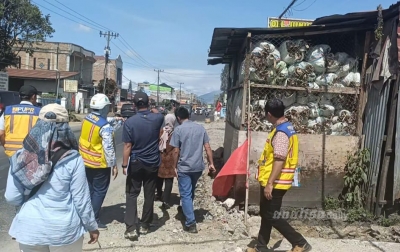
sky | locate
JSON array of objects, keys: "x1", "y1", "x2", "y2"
[{"x1": 32, "y1": 0, "x2": 395, "y2": 96}]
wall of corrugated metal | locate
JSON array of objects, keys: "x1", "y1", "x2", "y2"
[
  {"x1": 394, "y1": 83, "x2": 400, "y2": 201},
  {"x1": 363, "y1": 82, "x2": 391, "y2": 211}
]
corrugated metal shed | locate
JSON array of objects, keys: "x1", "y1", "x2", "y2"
[
  {"x1": 207, "y1": 25, "x2": 372, "y2": 65},
  {"x1": 394, "y1": 84, "x2": 400, "y2": 201},
  {"x1": 363, "y1": 83, "x2": 391, "y2": 211},
  {"x1": 207, "y1": 3, "x2": 400, "y2": 66}
]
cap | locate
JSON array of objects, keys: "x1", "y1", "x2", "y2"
[
  {"x1": 39, "y1": 103, "x2": 69, "y2": 123},
  {"x1": 19, "y1": 85, "x2": 38, "y2": 97},
  {"x1": 133, "y1": 92, "x2": 149, "y2": 106}
]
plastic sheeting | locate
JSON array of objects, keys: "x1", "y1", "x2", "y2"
[{"x1": 212, "y1": 140, "x2": 248, "y2": 197}]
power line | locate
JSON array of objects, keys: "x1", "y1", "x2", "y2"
[
  {"x1": 100, "y1": 31, "x2": 119, "y2": 86},
  {"x1": 41, "y1": 0, "x2": 106, "y2": 31},
  {"x1": 292, "y1": 0, "x2": 317, "y2": 11},
  {"x1": 119, "y1": 36, "x2": 155, "y2": 68},
  {"x1": 278, "y1": 0, "x2": 299, "y2": 19},
  {"x1": 293, "y1": 0, "x2": 307, "y2": 7},
  {"x1": 111, "y1": 41, "x2": 152, "y2": 69},
  {"x1": 32, "y1": 2, "x2": 219, "y2": 82},
  {"x1": 31, "y1": 1, "x2": 101, "y2": 31},
  {"x1": 35, "y1": 1, "x2": 155, "y2": 70},
  {"x1": 53, "y1": 0, "x2": 115, "y2": 32}
]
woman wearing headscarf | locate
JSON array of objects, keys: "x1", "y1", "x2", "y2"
[
  {"x1": 156, "y1": 114, "x2": 177, "y2": 209},
  {"x1": 5, "y1": 103, "x2": 99, "y2": 252}
]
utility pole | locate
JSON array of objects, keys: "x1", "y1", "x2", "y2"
[
  {"x1": 55, "y1": 43, "x2": 60, "y2": 99},
  {"x1": 177, "y1": 82, "x2": 184, "y2": 102},
  {"x1": 100, "y1": 31, "x2": 119, "y2": 94},
  {"x1": 154, "y1": 69, "x2": 164, "y2": 106},
  {"x1": 128, "y1": 80, "x2": 132, "y2": 101},
  {"x1": 278, "y1": 0, "x2": 298, "y2": 19}
]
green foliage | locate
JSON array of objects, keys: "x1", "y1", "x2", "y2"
[
  {"x1": 323, "y1": 149, "x2": 375, "y2": 223},
  {"x1": 98, "y1": 79, "x2": 117, "y2": 100},
  {"x1": 346, "y1": 207, "x2": 374, "y2": 223},
  {"x1": 374, "y1": 4, "x2": 383, "y2": 41},
  {"x1": 0, "y1": 0, "x2": 55, "y2": 70},
  {"x1": 340, "y1": 148, "x2": 370, "y2": 209},
  {"x1": 323, "y1": 196, "x2": 341, "y2": 210}
]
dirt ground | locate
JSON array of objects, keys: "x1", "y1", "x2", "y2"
[{"x1": 3, "y1": 120, "x2": 400, "y2": 251}]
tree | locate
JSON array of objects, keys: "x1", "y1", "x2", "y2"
[
  {"x1": 220, "y1": 64, "x2": 229, "y2": 91},
  {"x1": 98, "y1": 78, "x2": 118, "y2": 101},
  {"x1": 0, "y1": 0, "x2": 55, "y2": 70}
]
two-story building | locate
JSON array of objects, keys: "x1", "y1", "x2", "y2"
[
  {"x1": 92, "y1": 55, "x2": 123, "y2": 88},
  {"x1": 7, "y1": 41, "x2": 96, "y2": 95}
]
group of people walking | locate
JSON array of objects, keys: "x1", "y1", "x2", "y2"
[
  {"x1": 2, "y1": 86, "x2": 215, "y2": 251},
  {"x1": 2, "y1": 85, "x2": 311, "y2": 252}
]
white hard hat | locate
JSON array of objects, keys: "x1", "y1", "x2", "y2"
[{"x1": 90, "y1": 93, "x2": 111, "y2": 110}]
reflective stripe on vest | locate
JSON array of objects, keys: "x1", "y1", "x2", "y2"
[
  {"x1": 4, "y1": 104, "x2": 40, "y2": 157},
  {"x1": 79, "y1": 114, "x2": 109, "y2": 168},
  {"x1": 257, "y1": 121, "x2": 299, "y2": 190}
]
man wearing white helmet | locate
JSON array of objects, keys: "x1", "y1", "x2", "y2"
[{"x1": 79, "y1": 93, "x2": 124, "y2": 230}]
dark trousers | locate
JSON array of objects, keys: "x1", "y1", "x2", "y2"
[
  {"x1": 156, "y1": 177, "x2": 174, "y2": 205},
  {"x1": 125, "y1": 160, "x2": 158, "y2": 232},
  {"x1": 257, "y1": 187, "x2": 307, "y2": 251},
  {"x1": 85, "y1": 167, "x2": 111, "y2": 221}
]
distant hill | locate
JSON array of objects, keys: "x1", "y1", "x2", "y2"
[{"x1": 199, "y1": 90, "x2": 220, "y2": 104}]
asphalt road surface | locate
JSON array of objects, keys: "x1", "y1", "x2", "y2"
[{"x1": 0, "y1": 113, "x2": 211, "y2": 244}]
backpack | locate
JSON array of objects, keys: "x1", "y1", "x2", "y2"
[{"x1": 28, "y1": 147, "x2": 69, "y2": 200}]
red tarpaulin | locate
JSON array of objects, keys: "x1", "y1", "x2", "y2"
[{"x1": 212, "y1": 139, "x2": 249, "y2": 197}]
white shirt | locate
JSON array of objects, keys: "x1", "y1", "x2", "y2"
[{"x1": 0, "y1": 101, "x2": 34, "y2": 131}]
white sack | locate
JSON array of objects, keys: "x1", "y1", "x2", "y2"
[
  {"x1": 306, "y1": 44, "x2": 331, "y2": 74},
  {"x1": 308, "y1": 82, "x2": 320, "y2": 89},
  {"x1": 296, "y1": 92, "x2": 309, "y2": 105},
  {"x1": 253, "y1": 41, "x2": 276, "y2": 54},
  {"x1": 288, "y1": 62, "x2": 316, "y2": 82},
  {"x1": 336, "y1": 57, "x2": 356, "y2": 77},
  {"x1": 279, "y1": 40, "x2": 309, "y2": 65},
  {"x1": 319, "y1": 104, "x2": 335, "y2": 117},
  {"x1": 315, "y1": 73, "x2": 338, "y2": 86}
]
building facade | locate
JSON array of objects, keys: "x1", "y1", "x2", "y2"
[
  {"x1": 137, "y1": 82, "x2": 177, "y2": 101},
  {"x1": 92, "y1": 55, "x2": 123, "y2": 88},
  {"x1": 8, "y1": 41, "x2": 95, "y2": 94}
]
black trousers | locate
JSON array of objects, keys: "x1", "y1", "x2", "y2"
[
  {"x1": 156, "y1": 177, "x2": 174, "y2": 205},
  {"x1": 257, "y1": 187, "x2": 307, "y2": 251},
  {"x1": 125, "y1": 160, "x2": 158, "y2": 232}
]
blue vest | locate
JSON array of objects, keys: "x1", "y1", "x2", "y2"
[{"x1": 275, "y1": 121, "x2": 297, "y2": 138}]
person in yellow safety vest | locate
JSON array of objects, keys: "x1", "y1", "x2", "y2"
[
  {"x1": 79, "y1": 93, "x2": 124, "y2": 230},
  {"x1": 0, "y1": 85, "x2": 40, "y2": 157},
  {"x1": 247, "y1": 98, "x2": 312, "y2": 252}
]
